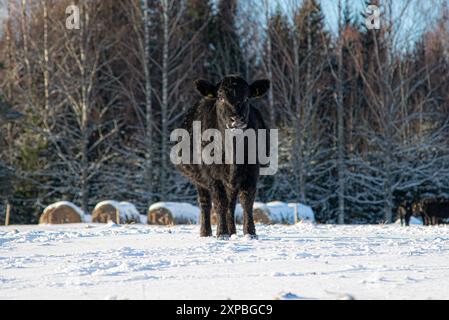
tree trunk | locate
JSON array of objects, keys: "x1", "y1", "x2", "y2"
[
  {"x1": 142, "y1": 0, "x2": 154, "y2": 205},
  {"x1": 161, "y1": 0, "x2": 170, "y2": 196},
  {"x1": 80, "y1": 4, "x2": 89, "y2": 213},
  {"x1": 264, "y1": 0, "x2": 275, "y2": 127},
  {"x1": 337, "y1": 0, "x2": 345, "y2": 224},
  {"x1": 293, "y1": 32, "x2": 305, "y2": 204},
  {"x1": 43, "y1": 0, "x2": 50, "y2": 123},
  {"x1": 21, "y1": 0, "x2": 31, "y2": 91}
]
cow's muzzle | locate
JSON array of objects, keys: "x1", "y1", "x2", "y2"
[{"x1": 227, "y1": 116, "x2": 247, "y2": 130}]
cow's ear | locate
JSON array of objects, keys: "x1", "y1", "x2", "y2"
[
  {"x1": 249, "y1": 79, "x2": 270, "y2": 98},
  {"x1": 195, "y1": 80, "x2": 217, "y2": 99}
]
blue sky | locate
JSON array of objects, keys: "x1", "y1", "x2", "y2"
[{"x1": 268, "y1": 0, "x2": 447, "y2": 48}]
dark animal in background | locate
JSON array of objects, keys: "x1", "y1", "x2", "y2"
[
  {"x1": 418, "y1": 199, "x2": 449, "y2": 226},
  {"x1": 398, "y1": 201, "x2": 413, "y2": 226},
  {"x1": 176, "y1": 75, "x2": 270, "y2": 239}
]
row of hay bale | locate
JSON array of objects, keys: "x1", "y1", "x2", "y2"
[
  {"x1": 39, "y1": 200, "x2": 315, "y2": 225},
  {"x1": 211, "y1": 202, "x2": 315, "y2": 225},
  {"x1": 39, "y1": 201, "x2": 141, "y2": 225},
  {"x1": 147, "y1": 201, "x2": 315, "y2": 225}
]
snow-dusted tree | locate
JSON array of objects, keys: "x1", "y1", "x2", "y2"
[
  {"x1": 0, "y1": 93, "x2": 22, "y2": 202},
  {"x1": 28, "y1": 1, "x2": 126, "y2": 212},
  {"x1": 150, "y1": 0, "x2": 213, "y2": 199},
  {"x1": 209, "y1": 0, "x2": 245, "y2": 77},
  {"x1": 341, "y1": 0, "x2": 449, "y2": 223}
]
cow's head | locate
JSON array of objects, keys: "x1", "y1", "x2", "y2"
[{"x1": 195, "y1": 75, "x2": 270, "y2": 130}]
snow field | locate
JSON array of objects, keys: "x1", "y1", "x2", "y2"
[{"x1": 1, "y1": 223, "x2": 449, "y2": 300}]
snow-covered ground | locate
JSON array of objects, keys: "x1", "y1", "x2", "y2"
[{"x1": 1, "y1": 223, "x2": 449, "y2": 300}]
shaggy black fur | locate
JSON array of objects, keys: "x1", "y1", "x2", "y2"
[
  {"x1": 176, "y1": 75, "x2": 270, "y2": 238},
  {"x1": 419, "y1": 199, "x2": 449, "y2": 226},
  {"x1": 399, "y1": 198, "x2": 449, "y2": 226}
]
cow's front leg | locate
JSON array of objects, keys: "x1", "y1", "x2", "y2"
[
  {"x1": 211, "y1": 182, "x2": 229, "y2": 239},
  {"x1": 239, "y1": 184, "x2": 257, "y2": 239},
  {"x1": 226, "y1": 188, "x2": 238, "y2": 236},
  {"x1": 197, "y1": 186, "x2": 212, "y2": 237},
  {"x1": 405, "y1": 213, "x2": 412, "y2": 227}
]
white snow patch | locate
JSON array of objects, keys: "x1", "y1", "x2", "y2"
[{"x1": 254, "y1": 202, "x2": 268, "y2": 211}]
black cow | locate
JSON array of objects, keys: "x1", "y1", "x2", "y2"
[
  {"x1": 176, "y1": 75, "x2": 270, "y2": 239},
  {"x1": 418, "y1": 199, "x2": 449, "y2": 226}
]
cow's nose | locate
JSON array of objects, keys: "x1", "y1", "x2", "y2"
[
  {"x1": 229, "y1": 116, "x2": 247, "y2": 130},
  {"x1": 230, "y1": 116, "x2": 243, "y2": 125}
]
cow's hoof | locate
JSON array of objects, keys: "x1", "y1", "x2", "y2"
[
  {"x1": 200, "y1": 231, "x2": 213, "y2": 237},
  {"x1": 217, "y1": 234, "x2": 230, "y2": 241},
  {"x1": 244, "y1": 234, "x2": 258, "y2": 240},
  {"x1": 200, "y1": 227, "x2": 213, "y2": 237},
  {"x1": 200, "y1": 234, "x2": 213, "y2": 238}
]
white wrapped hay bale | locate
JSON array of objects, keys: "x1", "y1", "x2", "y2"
[
  {"x1": 287, "y1": 203, "x2": 315, "y2": 223},
  {"x1": 118, "y1": 202, "x2": 141, "y2": 223},
  {"x1": 92, "y1": 201, "x2": 141, "y2": 224},
  {"x1": 209, "y1": 201, "x2": 315, "y2": 225},
  {"x1": 39, "y1": 201, "x2": 85, "y2": 225},
  {"x1": 266, "y1": 201, "x2": 292, "y2": 224},
  {"x1": 148, "y1": 202, "x2": 200, "y2": 225},
  {"x1": 252, "y1": 202, "x2": 272, "y2": 224},
  {"x1": 265, "y1": 201, "x2": 315, "y2": 224}
]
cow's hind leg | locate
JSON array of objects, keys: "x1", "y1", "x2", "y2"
[
  {"x1": 226, "y1": 189, "x2": 238, "y2": 236},
  {"x1": 211, "y1": 182, "x2": 230, "y2": 239},
  {"x1": 422, "y1": 214, "x2": 430, "y2": 226},
  {"x1": 432, "y1": 216, "x2": 437, "y2": 226},
  {"x1": 197, "y1": 186, "x2": 212, "y2": 237},
  {"x1": 239, "y1": 184, "x2": 257, "y2": 239}
]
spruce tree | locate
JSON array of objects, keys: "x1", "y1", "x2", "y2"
[
  {"x1": 183, "y1": 0, "x2": 215, "y2": 79},
  {"x1": 294, "y1": 0, "x2": 329, "y2": 66},
  {"x1": 210, "y1": 0, "x2": 245, "y2": 78},
  {"x1": 0, "y1": 94, "x2": 22, "y2": 199}
]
